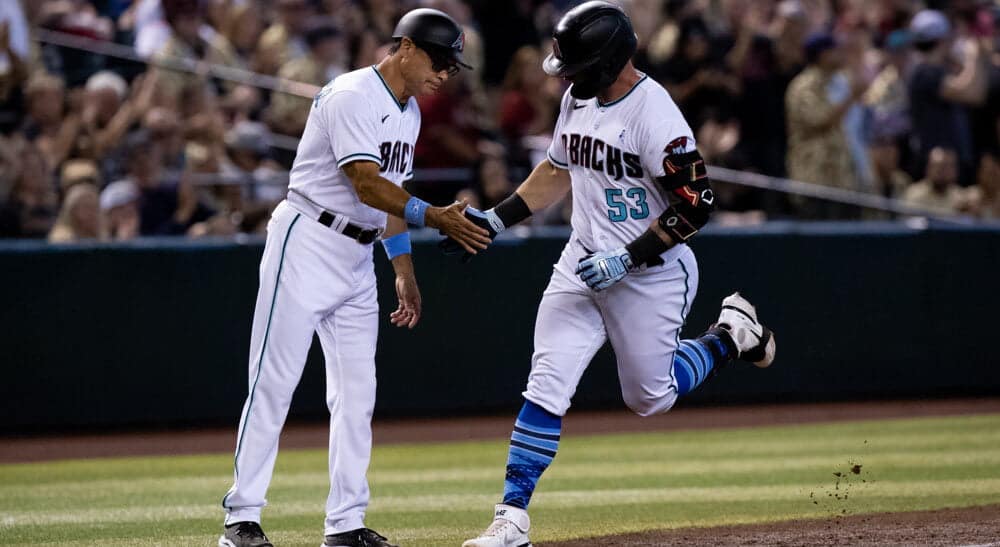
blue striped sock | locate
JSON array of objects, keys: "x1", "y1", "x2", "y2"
[
  {"x1": 502, "y1": 400, "x2": 561, "y2": 509},
  {"x1": 673, "y1": 338, "x2": 721, "y2": 395}
]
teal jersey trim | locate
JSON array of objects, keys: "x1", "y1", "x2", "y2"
[
  {"x1": 597, "y1": 75, "x2": 648, "y2": 108},
  {"x1": 337, "y1": 152, "x2": 383, "y2": 168},
  {"x1": 547, "y1": 151, "x2": 569, "y2": 169},
  {"x1": 677, "y1": 257, "x2": 690, "y2": 348},
  {"x1": 372, "y1": 66, "x2": 407, "y2": 112},
  {"x1": 222, "y1": 212, "x2": 302, "y2": 510}
]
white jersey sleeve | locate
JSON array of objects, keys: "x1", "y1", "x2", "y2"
[
  {"x1": 545, "y1": 90, "x2": 573, "y2": 170},
  {"x1": 639, "y1": 117, "x2": 697, "y2": 181},
  {"x1": 324, "y1": 90, "x2": 382, "y2": 169}
]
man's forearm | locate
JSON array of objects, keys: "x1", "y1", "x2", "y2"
[{"x1": 514, "y1": 159, "x2": 572, "y2": 212}]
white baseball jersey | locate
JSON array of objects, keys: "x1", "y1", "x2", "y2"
[
  {"x1": 526, "y1": 74, "x2": 702, "y2": 418},
  {"x1": 546, "y1": 74, "x2": 697, "y2": 253},
  {"x1": 223, "y1": 66, "x2": 422, "y2": 537},
  {"x1": 289, "y1": 66, "x2": 421, "y2": 228}
]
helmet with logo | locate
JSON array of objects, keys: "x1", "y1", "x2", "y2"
[
  {"x1": 392, "y1": 8, "x2": 472, "y2": 71},
  {"x1": 543, "y1": 1, "x2": 637, "y2": 99}
]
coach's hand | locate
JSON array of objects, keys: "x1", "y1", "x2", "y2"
[
  {"x1": 575, "y1": 247, "x2": 636, "y2": 291},
  {"x1": 426, "y1": 199, "x2": 492, "y2": 255},
  {"x1": 439, "y1": 207, "x2": 501, "y2": 262},
  {"x1": 390, "y1": 272, "x2": 421, "y2": 329}
]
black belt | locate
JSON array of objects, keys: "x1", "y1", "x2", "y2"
[{"x1": 317, "y1": 211, "x2": 380, "y2": 244}]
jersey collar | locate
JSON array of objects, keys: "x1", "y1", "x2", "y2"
[
  {"x1": 371, "y1": 66, "x2": 408, "y2": 112},
  {"x1": 597, "y1": 74, "x2": 648, "y2": 108}
]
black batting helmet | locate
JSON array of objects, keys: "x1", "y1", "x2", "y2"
[
  {"x1": 393, "y1": 8, "x2": 472, "y2": 70},
  {"x1": 543, "y1": 1, "x2": 637, "y2": 99}
]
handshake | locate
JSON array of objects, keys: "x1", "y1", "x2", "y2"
[
  {"x1": 438, "y1": 205, "x2": 638, "y2": 292},
  {"x1": 438, "y1": 206, "x2": 504, "y2": 262}
]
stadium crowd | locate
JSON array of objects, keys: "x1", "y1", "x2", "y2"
[{"x1": 0, "y1": 0, "x2": 998, "y2": 242}]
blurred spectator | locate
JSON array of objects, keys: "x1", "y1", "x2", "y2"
[
  {"x1": 220, "y1": 84, "x2": 264, "y2": 126},
  {"x1": 413, "y1": 72, "x2": 497, "y2": 205},
  {"x1": 81, "y1": 70, "x2": 158, "y2": 162},
  {"x1": 868, "y1": 133, "x2": 911, "y2": 200},
  {"x1": 47, "y1": 182, "x2": 102, "y2": 242},
  {"x1": 660, "y1": 17, "x2": 741, "y2": 134},
  {"x1": 906, "y1": 9, "x2": 988, "y2": 185},
  {"x1": 863, "y1": 28, "x2": 912, "y2": 162},
  {"x1": 268, "y1": 21, "x2": 347, "y2": 137},
  {"x1": 36, "y1": 0, "x2": 113, "y2": 86},
  {"x1": 901, "y1": 146, "x2": 971, "y2": 216},
  {"x1": 206, "y1": 1, "x2": 264, "y2": 84},
  {"x1": 785, "y1": 32, "x2": 866, "y2": 218},
  {"x1": 142, "y1": 106, "x2": 186, "y2": 173},
  {"x1": 99, "y1": 179, "x2": 141, "y2": 240},
  {"x1": 497, "y1": 45, "x2": 559, "y2": 167},
  {"x1": 222, "y1": 120, "x2": 286, "y2": 204},
  {"x1": 152, "y1": 0, "x2": 227, "y2": 110},
  {"x1": 59, "y1": 158, "x2": 102, "y2": 192},
  {"x1": 726, "y1": 0, "x2": 808, "y2": 177},
  {"x1": 0, "y1": 142, "x2": 57, "y2": 237},
  {"x1": 0, "y1": 2, "x2": 31, "y2": 134},
  {"x1": 256, "y1": 0, "x2": 311, "y2": 75},
  {"x1": 118, "y1": 130, "x2": 213, "y2": 235},
  {"x1": 966, "y1": 150, "x2": 1000, "y2": 219},
  {"x1": 22, "y1": 71, "x2": 83, "y2": 169}
]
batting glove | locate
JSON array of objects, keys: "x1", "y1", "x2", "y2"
[
  {"x1": 438, "y1": 207, "x2": 503, "y2": 262},
  {"x1": 575, "y1": 247, "x2": 636, "y2": 291}
]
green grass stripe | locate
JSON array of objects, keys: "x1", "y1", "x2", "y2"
[
  {"x1": 6, "y1": 448, "x2": 1000, "y2": 510},
  {"x1": 4, "y1": 478, "x2": 1000, "y2": 527},
  {"x1": 2, "y1": 414, "x2": 999, "y2": 545}
]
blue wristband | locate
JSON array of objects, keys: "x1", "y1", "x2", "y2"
[
  {"x1": 381, "y1": 231, "x2": 412, "y2": 260},
  {"x1": 404, "y1": 196, "x2": 430, "y2": 227}
]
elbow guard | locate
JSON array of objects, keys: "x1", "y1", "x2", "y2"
[{"x1": 655, "y1": 150, "x2": 714, "y2": 242}]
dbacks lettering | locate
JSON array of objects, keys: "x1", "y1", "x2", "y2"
[
  {"x1": 561, "y1": 133, "x2": 643, "y2": 181},
  {"x1": 379, "y1": 141, "x2": 412, "y2": 175}
]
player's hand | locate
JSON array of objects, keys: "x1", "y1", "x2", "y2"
[
  {"x1": 426, "y1": 199, "x2": 491, "y2": 255},
  {"x1": 438, "y1": 207, "x2": 501, "y2": 262},
  {"x1": 575, "y1": 247, "x2": 635, "y2": 291},
  {"x1": 390, "y1": 273, "x2": 421, "y2": 328}
]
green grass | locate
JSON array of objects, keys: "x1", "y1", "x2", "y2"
[{"x1": 2, "y1": 414, "x2": 1000, "y2": 546}]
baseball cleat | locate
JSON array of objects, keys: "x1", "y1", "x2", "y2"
[
  {"x1": 219, "y1": 521, "x2": 273, "y2": 547},
  {"x1": 323, "y1": 527, "x2": 397, "y2": 547},
  {"x1": 715, "y1": 292, "x2": 776, "y2": 368},
  {"x1": 462, "y1": 504, "x2": 532, "y2": 547}
]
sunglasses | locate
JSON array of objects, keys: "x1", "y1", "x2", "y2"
[{"x1": 415, "y1": 41, "x2": 461, "y2": 76}]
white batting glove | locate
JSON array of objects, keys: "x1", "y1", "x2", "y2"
[{"x1": 574, "y1": 247, "x2": 635, "y2": 291}]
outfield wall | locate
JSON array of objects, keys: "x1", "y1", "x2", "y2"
[{"x1": 2, "y1": 222, "x2": 998, "y2": 431}]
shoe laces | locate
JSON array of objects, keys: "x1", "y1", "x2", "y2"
[{"x1": 482, "y1": 518, "x2": 519, "y2": 538}]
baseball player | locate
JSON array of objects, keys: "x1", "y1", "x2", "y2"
[
  {"x1": 218, "y1": 9, "x2": 490, "y2": 547},
  {"x1": 446, "y1": 3, "x2": 777, "y2": 546}
]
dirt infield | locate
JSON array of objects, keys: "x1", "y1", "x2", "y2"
[
  {"x1": 546, "y1": 504, "x2": 1000, "y2": 546},
  {"x1": 3, "y1": 398, "x2": 1000, "y2": 463}
]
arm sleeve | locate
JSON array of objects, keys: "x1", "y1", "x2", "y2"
[
  {"x1": 322, "y1": 90, "x2": 383, "y2": 169},
  {"x1": 545, "y1": 90, "x2": 572, "y2": 169}
]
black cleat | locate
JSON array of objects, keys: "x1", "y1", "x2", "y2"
[
  {"x1": 324, "y1": 527, "x2": 398, "y2": 547},
  {"x1": 219, "y1": 521, "x2": 273, "y2": 547}
]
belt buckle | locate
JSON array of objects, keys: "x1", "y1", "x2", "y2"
[{"x1": 357, "y1": 226, "x2": 384, "y2": 244}]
